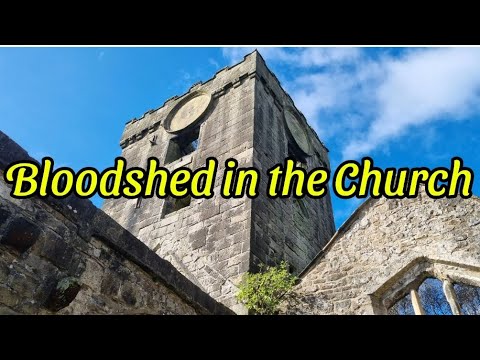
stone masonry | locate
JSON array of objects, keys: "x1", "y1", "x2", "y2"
[
  {"x1": 251, "y1": 55, "x2": 335, "y2": 273},
  {"x1": 286, "y1": 192, "x2": 480, "y2": 314},
  {"x1": 2, "y1": 50, "x2": 478, "y2": 315},
  {"x1": 0, "y1": 132, "x2": 233, "y2": 315},
  {"x1": 103, "y1": 51, "x2": 335, "y2": 313}
]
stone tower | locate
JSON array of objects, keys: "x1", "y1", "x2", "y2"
[{"x1": 103, "y1": 51, "x2": 335, "y2": 313}]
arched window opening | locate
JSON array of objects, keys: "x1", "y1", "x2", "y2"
[
  {"x1": 417, "y1": 278, "x2": 453, "y2": 315},
  {"x1": 388, "y1": 276, "x2": 480, "y2": 315},
  {"x1": 388, "y1": 292, "x2": 415, "y2": 315},
  {"x1": 453, "y1": 283, "x2": 480, "y2": 315}
]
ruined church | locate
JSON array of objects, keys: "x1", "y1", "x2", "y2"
[{"x1": 0, "y1": 51, "x2": 479, "y2": 315}]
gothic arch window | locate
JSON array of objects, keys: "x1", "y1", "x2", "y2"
[
  {"x1": 389, "y1": 277, "x2": 454, "y2": 315},
  {"x1": 372, "y1": 258, "x2": 480, "y2": 315},
  {"x1": 453, "y1": 283, "x2": 480, "y2": 315}
]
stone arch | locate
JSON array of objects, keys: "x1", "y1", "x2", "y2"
[{"x1": 369, "y1": 257, "x2": 480, "y2": 314}]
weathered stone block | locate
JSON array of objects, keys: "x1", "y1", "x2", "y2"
[
  {"x1": 100, "y1": 273, "x2": 122, "y2": 297},
  {"x1": 0, "y1": 305, "x2": 19, "y2": 315},
  {"x1": 45, "y1": 277, "x2": 82, "y2": 312},
  {"x1": 0, "y1": 284, "x2": 19, "y2": 308},
  {"x1": 0, "y1": 206, "x2": 11, "y2": 227},
  {"x1": 1, "y1": 217, "x2": 41, "y2": 253},
  {"x1": 39, "y1": 233, "x2": 75, "y2": 271},
  {"x1": 189, "y1": 228, "x2": 207, "y2": 250},
  {"x1": 121, "y1": 285, "x2": 137, "y2": 306}
]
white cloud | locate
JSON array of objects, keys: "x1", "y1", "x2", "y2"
[
  {"x1": 222, "y1": 47, "x2": 256, "y2": 64},
  {"x1": 223, "y1": 47, "x2": 360, "y2": 68},
  {"x1": 343, "y1": 48, "x2": 480, "y2": 159},
  {"x1": 296, "y1": 47, "x2": 361, "y2": 67},
  {"x1": 223, "y1": 47, "x2": 480, "y2": 160},
  {"x1": 208, "y1": 58, "x2": 220, "y2": 69}
]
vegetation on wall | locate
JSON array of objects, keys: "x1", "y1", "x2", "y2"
[{"x1": 236, "y1": 261, "x2": 297, "y2": 315}]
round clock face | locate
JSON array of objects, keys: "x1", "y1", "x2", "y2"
[
  {"x1": 165, "y1": 91, "x2": 211, "y2": 133},
  {"x1": 284, "y1": 108, "x2": 311, "y2": 155}
]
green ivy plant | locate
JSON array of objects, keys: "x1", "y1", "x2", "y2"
[{"x1": 236, "y1": 261, "x2": 297, "y2": 315}]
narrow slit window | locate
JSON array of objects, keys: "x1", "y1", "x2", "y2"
[
  {"x1": 296, "y1": 198, "x2": 309, "y2": 218},
  {"x1": 288, "y1": 143, "x2": 307, "y2": 169},
  {"x1": 135, "y1": 197, "x2": 142, "y2": 209}
]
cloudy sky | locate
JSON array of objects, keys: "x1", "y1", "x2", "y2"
[{"x1": 1, "y1": 47, "x2": 479, "y2": 226}]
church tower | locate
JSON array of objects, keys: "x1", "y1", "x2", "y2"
[{"x1": 103, "y1": 51, "x2": 335, "y2": 313}]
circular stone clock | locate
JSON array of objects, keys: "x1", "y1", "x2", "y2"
[
  {"x1": 164, "y1": 91, "x2": 212, "y2": 133},
  {"x1": 284, "y1": 107, "x2": 311, "y2": 155}
]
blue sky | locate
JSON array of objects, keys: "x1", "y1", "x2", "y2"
[{"x1": 1, "y1": 47, "x2": 479, "y2": 227}]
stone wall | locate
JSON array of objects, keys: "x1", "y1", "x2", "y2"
[
  {"x1": 287, "y1": 192, "x2": 480, "y2": 314},
  {"x1": 251, "y1": 54, "x2": 335, "y2": 274},
  {"x1": 0, "y1": 132, "x2": 233, "y2": 315}
]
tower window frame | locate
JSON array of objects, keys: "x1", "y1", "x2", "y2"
[
  {"x1": 287, "y1": 142, "x2": 307, "y2": 169},
  {"x1": 164, "y1": 127, "x2": 200, "y2": 165},
  {"x1": 161, "y1": 195, "x2": 192, "y2": 218}
]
